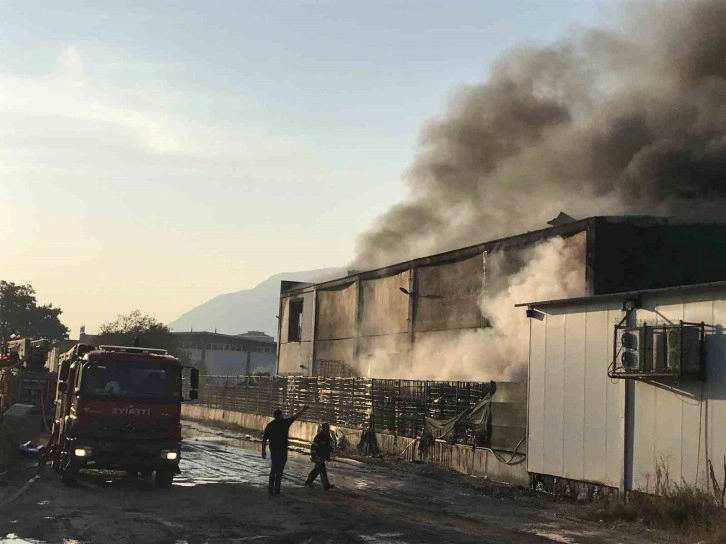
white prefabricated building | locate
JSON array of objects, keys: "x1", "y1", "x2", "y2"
[{"x1": 523, "y1": 281, "x2": 726, "y2": 494}]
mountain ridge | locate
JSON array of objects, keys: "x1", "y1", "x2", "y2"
[{"x1": 168, "y1": 267, "x2": 343, "y2": 336}]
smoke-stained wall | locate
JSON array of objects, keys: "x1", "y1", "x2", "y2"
[
  {"x1": 414, "y1": 255, "x2": 484, "y2": 332},
  {"x1": 591, "y1": 220, "x2": 726, "y2": 294},
  {"x1": 360, "y1": 271, "x2": 410, "y2": 336},
  {"x1": 317, "y1": 283, "x2": 357, "y2": 340},
  {"x1": 357, "y1": 270, "x2": 412, "y2": 376},
  {"x1": 278, "y1": 220, "x2": 591, "y2": 378},
  {"x1": 279, "y1": 291, "x2": 315, "y2": 344},
  {"x1": 358, "y1": 334, "x2": 409, "y2": 377},
  {"x1": 278, "y1": 218, "x2": 726, "y2": 379},
  {"x1": 277, "y1": 290, "x2": 315, "y2": 374},
  {"x1": 310, "y1": 283, "x2": 358, "y2": 375}
]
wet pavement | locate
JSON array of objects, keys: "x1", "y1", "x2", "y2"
[{"x1": 0, "y1": 423, "x2": 666, "y2": 544}]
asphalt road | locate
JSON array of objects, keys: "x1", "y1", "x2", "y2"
[{"x1": 0, "y1": 423, "x2": 664, "y2": 544}]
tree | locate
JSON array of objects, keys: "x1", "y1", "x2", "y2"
[
  {"x1": 96, "y1": 310, "x2": 189, "y2": 364},
  {"x1": 0, "y1": 281, "x2": 69, "y2": 342}
]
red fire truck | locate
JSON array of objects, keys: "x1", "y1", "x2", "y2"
[
  {"x1": 48, "y1": 344, "x2": 198, "y2": 487},
  {"x1": 0, "y1": 338, "x2": 55, "y2": 428}
]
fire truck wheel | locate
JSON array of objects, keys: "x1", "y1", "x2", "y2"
[
  {"x1": 154, "y1": 468, "x2": 174, "y2": 489},
  {"x1": 61, "y1": 462, "x2": 79, "y2": 486}
]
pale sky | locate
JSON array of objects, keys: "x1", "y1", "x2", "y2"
[{"x1": 0, "y1": 0, "x2": 609, "y2": 337}]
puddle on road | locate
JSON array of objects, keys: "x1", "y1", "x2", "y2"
[
  {"x1": 521, "y1": 529, "x2": 577, "y2": 544},
  {"x1": 0, "y1": 535, "x2": 82, "y2": 544},
  {"x1": 174, "y1": 439, "x2": 269, "y2": 489},
  {"x1": 0, "y1": 535, "x2": 45, "y2": 544},
  {"x1": 358, "y1": 533, "x2": 408, "y2": 544}
]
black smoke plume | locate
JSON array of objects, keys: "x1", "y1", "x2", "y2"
[{"x1": 354, "y1": 0, "x2": 726, "y2": 269}]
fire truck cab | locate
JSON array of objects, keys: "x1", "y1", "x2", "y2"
[{"x1": 49, "y1": 344, "x2": 198, "y2": 488}]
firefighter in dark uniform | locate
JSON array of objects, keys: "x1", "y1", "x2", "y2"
[{"x1": 304, "y1": 422, "x2": 335, "y2": 490}]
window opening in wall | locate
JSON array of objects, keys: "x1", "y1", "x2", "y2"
[{"x1": 288, "y1": 299, "x2": 304, "y2": 342}]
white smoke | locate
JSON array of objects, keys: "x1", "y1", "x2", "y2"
[{"x1": 365, "y1": 235, "x2": 585, "y2": 381}]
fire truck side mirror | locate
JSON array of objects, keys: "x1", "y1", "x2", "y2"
[
  {"x1": 58, "y1": 381, "x2": 68, "y2": 393},
  {"x1": 190, "y1": 368, "x2": 199, "y2": 389}
]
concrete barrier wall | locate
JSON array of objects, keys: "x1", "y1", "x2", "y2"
[{"x1": 182, "y1": 404, "x2": 528, "y2": 487}]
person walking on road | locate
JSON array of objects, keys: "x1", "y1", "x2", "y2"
[
  {"x1": 262, "y1": 405, "x2": 309, "y2": 496},
  {"x1": 304, "y1": 422, "x2": 335, "y2": 490}
]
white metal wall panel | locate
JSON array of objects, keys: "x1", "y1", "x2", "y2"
[
  {"x1": 649, "y1": 296, "x2": 686, "y2": 488},
  {"x1": 680, "y1": 299, "x2": 712, "y2": 488},
  {"x1": 542, "y1": 313, "x2": 566, "y2": 477},
  {"x1": 631, "y1": 380, "x2": 656, "y2": 491},
  {"x1": 527, "y1": 315, "x2": 547, "y2": 475},
  {"x1": 562, "y1": 311, "x2": 586, "y2": 481},
  {"x1": 630, "y1": 295, "x2": 683, "y2": 490},
  {"x1": 708, "y1": 299, "x2": 726, "y2": 489},
  {"x1": 605, "y1": 308, "x2": 624, "y2": 489},
  {"x1": 582, "y1": 306, "x2": 613, "y2": 485},
  {"x1": 655, "y1": 382, "x2": 684, "y2": 482},
  {"x1": 528, "y1": 285, "x2": 726, "y2": 493},
  {"x1": 629, "y1": 295, "x2": 713, "y2": 490}
]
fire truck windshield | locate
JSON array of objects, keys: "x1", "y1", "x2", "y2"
[{"x1": 81, "y1": 360, "x2": 181, "y2": 400}]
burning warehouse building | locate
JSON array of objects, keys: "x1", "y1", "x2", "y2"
[{"x1": 277, "y1": 216, "x2": 726, "y2": 379}]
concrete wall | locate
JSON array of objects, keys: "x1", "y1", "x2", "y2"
[
  {"x1": 314, "y1": 338, "x2": 356, "y2": 373},
  {"x1": 317, "y1": 284, "x2": 356, "y2": 341},
  {"x1": 278, "y1": 342, "x2": 313, "y2": 376},
  {"x1": 278, "y1": 290, "x2": 315, "y2": 374},
  {"x1": 527, "y1": 284, "x2": 726, "y2": 494},
  {"x1": 414, "y1": 255, "x2": 484, "y2": 332},
  {"x1": 280, "y1": 290, "x2": 315, "y2": 344},
  {"x1": 182, "y1": 404, "x2": 529, "y2": 486},
  {"x1": 360, "y1": 271, "x2": 409, "y2": 336},
  {"x1": 358, "y1": 334, "x2": 409, "y2": 377},
  {"x1": 187, "y1": 347, "x2": 276, "y2": 376},
  {"x1": 278, "y1": 230, "x2": 592, "y2": 379}
]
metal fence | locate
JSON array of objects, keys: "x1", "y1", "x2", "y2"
[{"x1": 191, "y1": 375, "x2": 527, "y2": 451}]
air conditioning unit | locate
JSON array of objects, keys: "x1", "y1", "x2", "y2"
[
  {"x1": 611, "y1": 322, "x2": 705, "y2": 379},
  {"x1": 617, "y1": 328, "x2": 643, "y2": 371},
  {"x1": 667, "y1": 326, "x2": 701, "y2": 375},
  {"x1": 644, "y1": 329, "x2": 666, "y2": 373}
]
